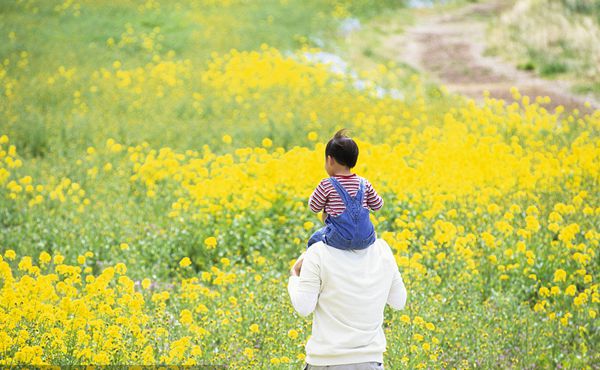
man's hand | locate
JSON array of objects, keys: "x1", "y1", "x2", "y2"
[
  {"x1": 321, "y1": 211, "x2": 328, "y2": 223},
  {"x1": 290, "y1": 253, "x2": 306, "y2": 276}
]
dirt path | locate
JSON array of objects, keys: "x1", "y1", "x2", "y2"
[{"x1": 381, "y1": 0, "x2": 600, "y2": 113}]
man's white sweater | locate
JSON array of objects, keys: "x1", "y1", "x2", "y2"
[{"x1": 287, "y1": 238, "x2": 407, "y2": 366}]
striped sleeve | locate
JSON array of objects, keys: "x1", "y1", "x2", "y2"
[
  {"x1": 308, "y1": 179, "x2": 328, "y2": 213},
  {"x1": 365, "y1": 179, "x2": 384, "y2": 211}
]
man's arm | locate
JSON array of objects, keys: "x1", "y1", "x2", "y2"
[
  {"x1": 381, "y1": 240, "x2": 407, "y2": 310},
  {"x1": 387, "y1": 268, "x2": 407, "y2": 310},
  {"x1": 288, "y1": 250, "x2": 321, "y2": 317}
]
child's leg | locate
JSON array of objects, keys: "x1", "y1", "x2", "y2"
[{"x1": 307, "y1": 226, "x2": 327, "y2": 249}]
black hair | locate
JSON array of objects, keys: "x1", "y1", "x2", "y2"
[{"x1": 325, "y1": 129, "x2": 359, "y2": 168}]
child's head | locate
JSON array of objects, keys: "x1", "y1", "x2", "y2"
[{"x1": 325, "y1": 129, "x2": 359, "y2": 175}]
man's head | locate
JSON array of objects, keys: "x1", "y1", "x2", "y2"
[{"x1": 325, "y1": 129, "x2": 359, "y2": 175}]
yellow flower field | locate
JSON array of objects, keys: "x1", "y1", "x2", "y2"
[{"x1": 1, "y1": 0, "x2": 599, "y2": 368}]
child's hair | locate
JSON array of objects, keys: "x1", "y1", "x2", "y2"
[{"x1": 325, "y1": 128, "x2": 359, "y2": 168}]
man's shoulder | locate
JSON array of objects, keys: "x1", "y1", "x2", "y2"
[
  {"x1": 373, "y1": 238, "x2": 395, "y2": 258},
  {"x1": 307, "y1": 240, "x2": 327, "y2": 252},
  {"x1": 304, "y1": 242, "x2": 326, "y2": 264},
  {"x1": 316, "y1": 238, "x2": 392, "y2": 255}
]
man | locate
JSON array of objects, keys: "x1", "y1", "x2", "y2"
[{"x1": 288, "y1": 238, "x2": 408, "y2": 369}]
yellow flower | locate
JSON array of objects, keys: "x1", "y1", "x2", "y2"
[
  {"x1": 526, "y1": 205, "x2": 539, "y2": 215},
  {"x1": 191, "y1": 345, "x2": 202, "y2": 357},
  {"x1": 307, "y1": 131, "x2": 318, "y2": 141},
  {"x1": 400, "y1": 315, "x2": 411, "y2": 324},
  {"x1": 303, "y1": 221, "x2": 314, "y2": 230},
  {"x1": 180, "y1": 257, "x2": 192, "y2": 267},
  {"x1": 481, "y1": 232, "x2": 495, "y2": 248},
  {"x1": 5, "y1": 249, "x2": 16, "y2": 260},
  {"x1": 249, "y1": 324, "x2": 259, "y2": 333},
  {"x1": 222, "y1": 134, "x2": 232, "y2": 144},
  {"x1": 53, "y1": 254, "x2": 64, "y2": 264},
  {"x1": 553, "y1": 269, "x2": 567, "y2": 283},
  {"x1": 254, "y1": 255, "x2": 266, "y2": 265},
  {"x1": 565, "y1": 284, "x2": 577, "y2": 296},
  {"x1": 115, "y1": 262, "x2": 127, "y2": 275},
  {"x1": 487, "y1": 203, "x2": 500, "y2": 214},
  {"x1": 243, "y1": 348, "x2": 254, "y2": 359},
  {"x1": 574, "y1": 293, "x2": 588, "y2": 306},
  {"x1": 262, "y1": 137, "x2": 272, "y2": 148},
  {"x1": 525, "y1": 216, "x2": 540, "y2": 232},
  {"x1": 120, "y1": 242, "x2": 129, "y2": 250},
  {"x1": 204, "y1": 236, "x2": 217, "y2": 249},
  {"x1": 288, "y1": 329, "x2": 298, "y2": 339},
  {"x1": 18, "y1": 256, "x2": 32, "y2": 272},
  {"x1": 195, "y1": 304, "x2": 209, "y2": 314},
  {"x1": 142, "y1": 278, "x2": 151, "y2": 289},
  {"x1": 180, "y1": 309, "x2": 193, "y2": 326},
  {"x1": 39, "y1": 251, "x2": 51, "y2": 264}
]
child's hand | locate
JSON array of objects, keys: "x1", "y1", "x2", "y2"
[
  {"x1": 321, "y1": 211, "x2": 328, "y2": 223},
  {"x1": 290, "y1": 253, "x2": 306, "y2": 276}
]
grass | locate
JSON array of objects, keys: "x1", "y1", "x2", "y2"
[{"x1": 484, "y1": 0, "x2": 600, "y2": 98}]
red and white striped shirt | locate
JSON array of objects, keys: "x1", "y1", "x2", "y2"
[{"x1": 308, "y1": 174, "x2": 384, "y2": 216}]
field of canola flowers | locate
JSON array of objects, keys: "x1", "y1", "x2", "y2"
[{"x1": 1, "y1": 0, "x2": 599, "y2": 368}]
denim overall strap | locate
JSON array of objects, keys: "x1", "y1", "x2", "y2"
[
  {"x1": 353, "y1": 178, "x2": 366, "y2": 219},
  {"x1": 356, "y1": 177, "x2": 365, "y2": 203},
  {"x1": 328, "y1": 177, "x2": 365, "y2": 219},
  {"x1": 327, "y1": 177, "x2": 352, "y2": 207}
]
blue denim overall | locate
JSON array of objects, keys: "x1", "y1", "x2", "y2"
[{"x1": 307, "y1": 176, "x2": 376, "y2": 250}]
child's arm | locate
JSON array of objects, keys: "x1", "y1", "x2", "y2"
[
  {"x1": 308, "y1": 180, "x2": 327, "y2": 213},
  {"x1": 365, "y1": 180, "x2": 384, "y2": 211}
]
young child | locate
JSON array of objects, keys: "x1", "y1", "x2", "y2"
[{"x1": 307, "y1": 129, "x2": 384, "y2": 250}]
